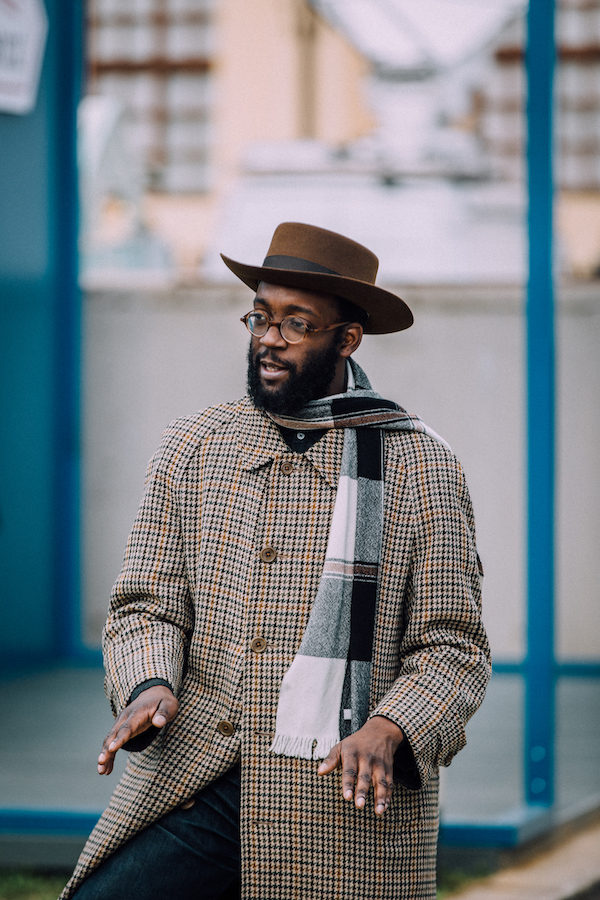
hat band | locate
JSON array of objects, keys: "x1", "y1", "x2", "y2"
[{"x1": 263, "y1": 254, "x2": 340, "y2": 276}]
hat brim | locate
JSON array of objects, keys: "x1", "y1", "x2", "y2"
[{"x1": 220, "y1": 254, "x2": 413, "y2": 334}]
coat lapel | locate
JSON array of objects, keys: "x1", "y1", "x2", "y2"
[
  {"x1": 235, "y1": 398, "x2": 287, "y2": 471},
  {"x1": 304, "y1": 428, "x2": 343, "y2": 488}
]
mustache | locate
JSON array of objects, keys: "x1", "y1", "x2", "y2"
[{"x1": 254, "y1": 349, "x2": 292, "y2": 370}]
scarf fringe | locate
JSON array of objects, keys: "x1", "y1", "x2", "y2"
[
  {"x1": 313, "y1": 735, "x2": 340, "y2": 760},
  {"x1": 270, "y1": 733, "x2": 340, "y2": 761}
]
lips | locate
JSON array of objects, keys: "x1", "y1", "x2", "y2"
[{"x1": 257, "y1": 354, "x2": 290, "y2": 383}]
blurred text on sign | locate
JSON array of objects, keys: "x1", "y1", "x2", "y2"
[{"x1": 0, "y1": 0, "x2": 47, "y2": 115}]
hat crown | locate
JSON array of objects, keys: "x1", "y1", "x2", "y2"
[
  {"x1": 264, "y1": 222, "x2": 379, "y2": 286},
  {"x1": 219, "y1": 220, "x2": 413, "y2": 333}
]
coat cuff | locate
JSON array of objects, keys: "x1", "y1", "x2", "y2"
[
  {"x1": 128, "y1": 678, "x2": 174, "y2": 704},
  {"x1": 392, "y1": 735, "x2": 421, "y2": 790}
]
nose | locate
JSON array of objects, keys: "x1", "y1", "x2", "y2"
[{"x1": 259, "y1": 323, "x2": 287, "y2": 349}]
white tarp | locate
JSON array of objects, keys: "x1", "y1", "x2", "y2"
[{"x1": 312, "y1": 0, "x2": 525, "y2": 73}]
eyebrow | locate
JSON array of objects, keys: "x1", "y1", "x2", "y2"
[{"x1": 253, "y1": 297, "x2": 320, "y2": 319}]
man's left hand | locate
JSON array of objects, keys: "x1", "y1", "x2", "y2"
[{"x1": 317, "y1": 716, "x2": 404, "y2": 816}]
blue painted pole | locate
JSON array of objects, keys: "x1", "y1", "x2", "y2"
[
  {"x1": 50, "y1": 1, "x2": 85, "y2": 658},
  {"x1": 0, "y1": 0, "x2": 84, "y2": 668},
  {"x1": 524, "y1": 0, "x2": 556, "y2": 807}
]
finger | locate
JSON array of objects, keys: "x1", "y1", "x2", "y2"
[
  {"x1": 106, "y1": 711, "x2": 145, "y2": 750},
  {"x1": 353, "y1": 766, "x2": 373, "y2": 810},
  {"x1": 317, "y1": 744, "x2": 342, "y2": 775},
  {"x1": 97, "y1": 726, "x2": 130, "y2": 775},
  {"x1": 340, "y1": 752, "x2": 359, "y2": 803},
  {"x1": 151, "y1": 694, "x2": 179, "y2": 728},
  {"x1": 98, "y1": 734, "x2": 120, "y2": 774},
  {"x1": 98, "y1": 753, "x2": 115, "y2": 776},
  {"x1": 97, "y1": 712, "x2": 129, "y2": 773},
  {"x1": 372, "y1": 760, "x2": 394, "y2": 816},
  {"x1": 97, "y1": 705, "x2": 155, "y2": 774},
  {"x1": 97, "y1": 714, "x2": 147, "y2": 775}
]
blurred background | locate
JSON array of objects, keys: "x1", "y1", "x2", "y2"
[{"x1": 0, "y1": 0, "x2": 599, "y2": 880}]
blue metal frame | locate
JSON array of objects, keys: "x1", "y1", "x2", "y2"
[
  {"x1": 0, "y1": 0, "x2": 83, "y2": 671},
  {"x1": 524, "y1": 0, "x2": 556, "y2": 809},
  {"x1": 0, "y1": 810, "x2": 100, "y2": 838},
  {"x1": 5, "y1": 788, "x2": 600, "y2": 850},
  {"x1": 494, "y1": 661, "x2": 600, "y2": 678},
  {"x1": 50, "y1": 2, "x2": 85, "y2": 661},
  {"x1": 0, "y1": 809, "x2": 544, "y2": 847}
]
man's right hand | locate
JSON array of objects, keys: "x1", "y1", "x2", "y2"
[{"x1": 98, "y1": 685, "x2": 179, "y2": 775}]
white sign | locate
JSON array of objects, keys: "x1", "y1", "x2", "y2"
[{"x1": 0, "y1": 0, "x2": 48, "y2": 115}]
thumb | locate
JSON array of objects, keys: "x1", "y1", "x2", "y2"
[
  {"x1": 151, "y1": 694, "x2": 179, "y2": 728},
  {"x1": 317, "y1": 743, "x2": 342, "y2": 775}
]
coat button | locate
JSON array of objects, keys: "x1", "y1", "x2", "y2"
[
  {"x1": 251, "y1": 636, "x2": 267, "y2": 653},
  {"x1": 260, "y1": 546, "x2": 277, "y2": 563},
  {"x1": 281, "y1": 461, "x2": 294, "y2": 475},
  {"x1": 217, "y1": 720, "x2": 235, "y2": 736}
]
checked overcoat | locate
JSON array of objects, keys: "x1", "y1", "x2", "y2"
[{"x1": 61, "y1": 396, "x2": 490, "y2": 900}]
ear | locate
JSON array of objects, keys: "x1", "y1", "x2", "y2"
[{"x1": 338, "y1": 323, "x2": 363, "y2": 358}]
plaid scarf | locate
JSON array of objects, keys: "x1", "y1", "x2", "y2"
[{"x1": 267, "y1": 359, "x2": 448, "y2": 760}]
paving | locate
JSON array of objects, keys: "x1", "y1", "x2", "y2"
[
  {"x1": 445, "y1": 813, "x2": 600, "y2": 899},
  {"x1": 1, "y1": 665, "x2": 599, "y2": 897}
]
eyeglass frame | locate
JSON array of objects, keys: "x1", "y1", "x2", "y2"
[{"x1": 240, "y1": 310, "x2": 351, "y2": 344}]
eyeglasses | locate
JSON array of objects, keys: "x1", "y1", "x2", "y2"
[{"x1": 240, "y1": 310, "x2": 349, "y2": 344}]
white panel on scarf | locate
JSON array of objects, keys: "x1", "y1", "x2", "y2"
[
  {"x1": 324, "y1": 474, "x2": 357, "y2": 563},
  {"x1": 270, "y1": 655, "x2": 346, "y2": 760}
]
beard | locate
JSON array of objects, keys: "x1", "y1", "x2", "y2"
[{"x1": 247, "y1": 339, "x2": 341, "y2": 415}]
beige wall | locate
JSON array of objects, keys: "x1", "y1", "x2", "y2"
[
  {"x1": 212, "y1": 0, "x2": 374, "y2": 184},
  {"x1": 312, "y1": 10, "x2": 374, "y2": 143},
  {"x1": 82, "y1": 283, "x2": 600, "y2": 664}
]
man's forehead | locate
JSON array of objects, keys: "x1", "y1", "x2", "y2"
[{"x1": 254, "y1": 281, "x2": 340, "y2": 317}]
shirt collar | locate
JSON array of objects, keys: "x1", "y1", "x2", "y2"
[{"x1": 236, "y1": 397, "x2": 342, "y2": 488}]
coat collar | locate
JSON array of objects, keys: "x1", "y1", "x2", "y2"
[{"x1": 236, "y1": 397, "x2": 342, "y2": 489}]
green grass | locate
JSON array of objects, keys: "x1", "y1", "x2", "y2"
[
  {"x1": 437, "y1": 863, "x2": 495, "y2": 898},
  {"x1": 0, "y1": 871, "x2": 69, "y2": 900}
]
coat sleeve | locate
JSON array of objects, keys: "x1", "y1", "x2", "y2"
[
  {"x1": 370, "y1": 441, "x2": 491, "y2": 790},
  {"x1": 102, "y1": 431, "x2": 194, "y2": 716}
]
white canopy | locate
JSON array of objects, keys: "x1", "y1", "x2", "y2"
[{"x1": 311, "y1": 0, "x2": 525, "y2": 73}]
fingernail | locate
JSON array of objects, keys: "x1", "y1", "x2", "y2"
[
  {"x1": 344, "y1": 790, "x2": 353, "y2": 801},
  {"x1": 376, "y1": 803, "x2": 385, "y2": 815},
  {"x1": 154, "y1": 714, "x2": 166, "y2": 726},
  {"x1": 108, "y1": 740, "x2": 117, "y2": 750},
  {"x1": 356, "y1": 797, "x2": 365, "y2": 809}
]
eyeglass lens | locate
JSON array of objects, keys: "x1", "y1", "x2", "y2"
[{"x1": 245, "y1": 312, "x2": 307, "y2": 343}]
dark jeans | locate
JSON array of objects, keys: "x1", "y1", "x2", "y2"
[{"x1": 72, "y1": 765, "x2": 241, "y2": 900}]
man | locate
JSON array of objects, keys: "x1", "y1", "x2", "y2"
[{"x1": 62, "y1": 222, "x2": 490, "y2": 900}]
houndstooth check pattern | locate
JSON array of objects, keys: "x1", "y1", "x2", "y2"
[{"x1": 61, "y1": 394, "x2": 490, "y2": 900}]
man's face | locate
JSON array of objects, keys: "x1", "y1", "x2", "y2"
[{"x1": 246, "y1": 282, "x2": 352, "y2": 415}]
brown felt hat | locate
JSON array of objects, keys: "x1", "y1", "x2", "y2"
[{"x1": 220, "y1": 222, "x2": 413, "y2": 334}]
